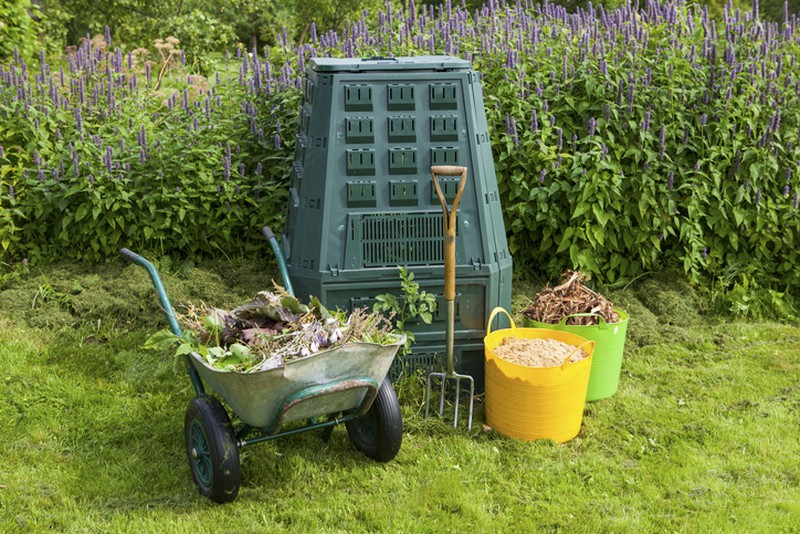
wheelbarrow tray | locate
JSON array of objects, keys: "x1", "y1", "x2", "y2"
[{"x1": 189, "y1": 338, "x2": 404, "y2": 431}]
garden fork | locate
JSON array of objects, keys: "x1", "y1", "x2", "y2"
[{"x1": 425, "y1": 165, "x2": 474, "y2": 430}]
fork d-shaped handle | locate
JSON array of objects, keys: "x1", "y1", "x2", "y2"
[{"x1": 431, "y1": 165, "x2": 468, "y2": 302}]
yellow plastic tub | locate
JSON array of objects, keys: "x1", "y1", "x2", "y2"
[{"x1": 484, "y1": 308, "x2": 594, "y2": 443}]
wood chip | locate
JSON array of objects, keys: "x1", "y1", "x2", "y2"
[{"x1": 522, "y1": 270, "x2": 619, "y2": 326}]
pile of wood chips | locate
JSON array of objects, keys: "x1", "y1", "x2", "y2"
[
  {"x1": 522, "y1": 270, "x2": 619, "y2": 326},
  {"x1": 493, "y1": 337, "x2": 589, "y2": 368}
]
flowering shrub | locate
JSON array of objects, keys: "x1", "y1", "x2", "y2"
[
  {"x1": 0, "y1": 37, "x2": 298, "y2": 263},
  {"x1": 2, "y1": 0, "x2": 800, "y2": 293}
]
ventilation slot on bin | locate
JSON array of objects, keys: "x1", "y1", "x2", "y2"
[{"x1": 355, "y1": 213, "x2": 444, "y2": 267}]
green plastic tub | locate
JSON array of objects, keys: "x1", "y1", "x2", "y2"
[{"x1": 524, "y1": 309, "x2": 628, "y2": 401}]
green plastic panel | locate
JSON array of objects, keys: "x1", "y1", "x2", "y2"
[
  {"x1": 344, "y1": 84, "x2": 373, "y2": 111},
  {"x1": 430, "y1": 147, "x2": 459, "y2": 166},
  {"x1": 347, "y1": 181, "x2": 377, "y2": 207},
  {"x1": 388, "y1": 116, "x2": 417, "y2": 142},
  {"x1": 430, "y1": 115, "x2": 459, "y2": 142},
  {"x1": 389, "y1": 180, "x2": 418, "y2": 206},
  {"x1": 429, "y1": 83, "x2": 459, "y2": 110},
  {"x1": 388, "y1": 148, "x2": 417, "y2": 175},
  {"x1": 345, "y1": 117, "x2": 374, "y2": 144},
  {"x1": 346, "y1": 149, "x2": 376, "y2": 176},
  {"x1": 430, "y1": 176, "x2": 460, "y2": 203}
]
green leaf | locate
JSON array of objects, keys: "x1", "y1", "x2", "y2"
[
  {"x1": 175, "y1": 343, "x2": 194, "y2": 356},
  {"x1": 203, "y1": 314, "x2": 224, "y2": 333},
  {"x1": 557, "y1": 227, "x2": 574, "y2": 253},
  {"x1": 75, "y1": 204, "x2": 89, "y2": 222},
  {"x1": 142, "y1": 329, "x2": 181, "y2": 351}
]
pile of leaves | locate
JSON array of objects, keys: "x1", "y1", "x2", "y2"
[
  {"x1": 145, "y1": 287, "x2": 398, "y2": 373},
  {"x1": 522, "y1": 271, "x2": 620, "y2": 326}
]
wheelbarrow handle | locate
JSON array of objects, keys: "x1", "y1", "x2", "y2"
[
  {"x1": 119, "y1": 247, "x2": 141, "y2": 264},
  {"x1": 119, "y1": 248, "x2": 206, "y2": 396},
  {"x1": 262, "y1": 226, "x2": 295, "y2": 297},
  {"x1": 431, "y1": 166, "x2": 468, "y2": 302},
  {"x1": 119, "y1": 248, "x2": 182, "y2": 337}
]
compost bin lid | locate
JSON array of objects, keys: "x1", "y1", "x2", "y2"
[{"x1": 309, "y1": 56, "x2": 471, "y2": 73}]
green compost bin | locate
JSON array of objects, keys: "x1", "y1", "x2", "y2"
[
  {"x1": 524, "y1": 310, "x2": 629, "y2": 401},
  {"x1": 281, "y1": 56, "x2": 513, "y2": 391}
]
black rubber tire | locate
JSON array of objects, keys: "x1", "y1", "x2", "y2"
[
  {"x1": 346, "y1": 379, "x2": 403, "y2": 462},
  {"x1": 184, "y1": 395, "x2": 241, "y2": 503}
]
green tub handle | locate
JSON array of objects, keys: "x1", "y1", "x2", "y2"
[{"x1": 558, "y1": 313, "x2": 609, "y2": 328}]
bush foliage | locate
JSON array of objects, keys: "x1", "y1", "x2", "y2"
[{"x1": 2, "y1": 0, "x2": 800, "y2": 294}]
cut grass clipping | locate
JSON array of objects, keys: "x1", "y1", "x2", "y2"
[{"x1": 0, "y1": 261, "x2": 798, "y2": 531}]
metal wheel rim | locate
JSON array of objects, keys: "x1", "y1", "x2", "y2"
[{"x1": 189, "y1": 419, "x2": 213, "y2": 488}]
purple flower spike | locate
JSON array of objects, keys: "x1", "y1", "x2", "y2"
[
  {"x1": 756, "y1": 188, "x2": 762, "y2": 205},
  {"x1": 794, "y1": 191, "x2": 799, "y2": 210},
  {"x1": 539, "y1": 169, "x2": 546, "y2": 183},
  {"x1": 274, "y1": 134, "x2": 282, "y2": 150},
  {"x1": 0, "y1": 146, "x2": 4, "y2": 159},
  {"x1": 255, "y1": 162, "x2": 263, "y2": 176},
  {"x1": 784, "y1": 185, "x2": 790, "y2": 197},
  {"x1": 667, "y1": 171, "x2": 674, "y2": 190}
]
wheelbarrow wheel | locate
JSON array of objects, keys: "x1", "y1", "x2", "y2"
[
  {"x1": 346, "y1": 379, "x2": 402, "y2": 462},
  {"x1": 184, "y1": 395, "x2": 240, "y2": 503}
]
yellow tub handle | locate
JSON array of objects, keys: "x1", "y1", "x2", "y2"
[
  {"x1": 561, "y1": 339, "x2": 596, "y2": 370},
  {"x1": 487, "y1": 307, "x2": 516, "y2": 334}
]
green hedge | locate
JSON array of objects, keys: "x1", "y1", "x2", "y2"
[{"x1": 2, "y1": 1, "x2": 799, "y2": 294}]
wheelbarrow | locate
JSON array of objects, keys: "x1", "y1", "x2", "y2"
[{"x1": 120, "y1": 226, "x2": 405, "y2": 503}]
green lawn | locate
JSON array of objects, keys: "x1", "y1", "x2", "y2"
[{"x1": 1, "y1": 261, "x2": 798, "y2": 532}]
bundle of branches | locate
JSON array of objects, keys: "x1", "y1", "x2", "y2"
[{"x1": 522, "y1": 271, "x2": 620, "y2": 326}]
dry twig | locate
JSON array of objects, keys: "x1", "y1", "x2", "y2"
[{"x1": 522, "y1": 270, "x2": 619, "y2": 325}]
